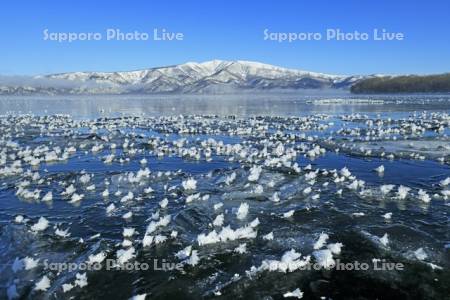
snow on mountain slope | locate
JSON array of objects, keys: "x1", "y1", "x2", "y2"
[{"x1": 0, "y1": 60, "x2": 367, "y2": 95}]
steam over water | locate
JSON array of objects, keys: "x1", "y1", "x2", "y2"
[{"x1": 0, "y1": 94, "x2": 449, "y2": 299}]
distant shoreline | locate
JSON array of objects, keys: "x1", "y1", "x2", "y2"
[{"x1": 351, "y1": 73, "x2": 450, "y2": 94}]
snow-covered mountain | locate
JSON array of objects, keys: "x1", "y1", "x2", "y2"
[{"x1": 0, "y1": 60, "x2": 367, "y2": 95}]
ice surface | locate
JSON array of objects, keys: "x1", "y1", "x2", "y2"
[{"x1": 0, "y1": 108, "x2": 449, "y2": 299}]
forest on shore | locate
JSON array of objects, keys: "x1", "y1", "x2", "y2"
[{"x1": 351, "y1": 73, "x2": 450, "y2": 94}]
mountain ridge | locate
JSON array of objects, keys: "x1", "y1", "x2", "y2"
[{"x1": 0, "y1": 60, "x2": 369, "y2": 95}]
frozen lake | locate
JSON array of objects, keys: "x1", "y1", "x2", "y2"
[
  {"x1": 1, "y1": 93, "x2": 450, "y2": 118},
  {"x1": 0, "y1": 94, "x2": 449, "y2": 299}
]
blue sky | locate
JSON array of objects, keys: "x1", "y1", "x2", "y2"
[{"x1": 0, "y1": 0, "x2": 449, "y2": 75}]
